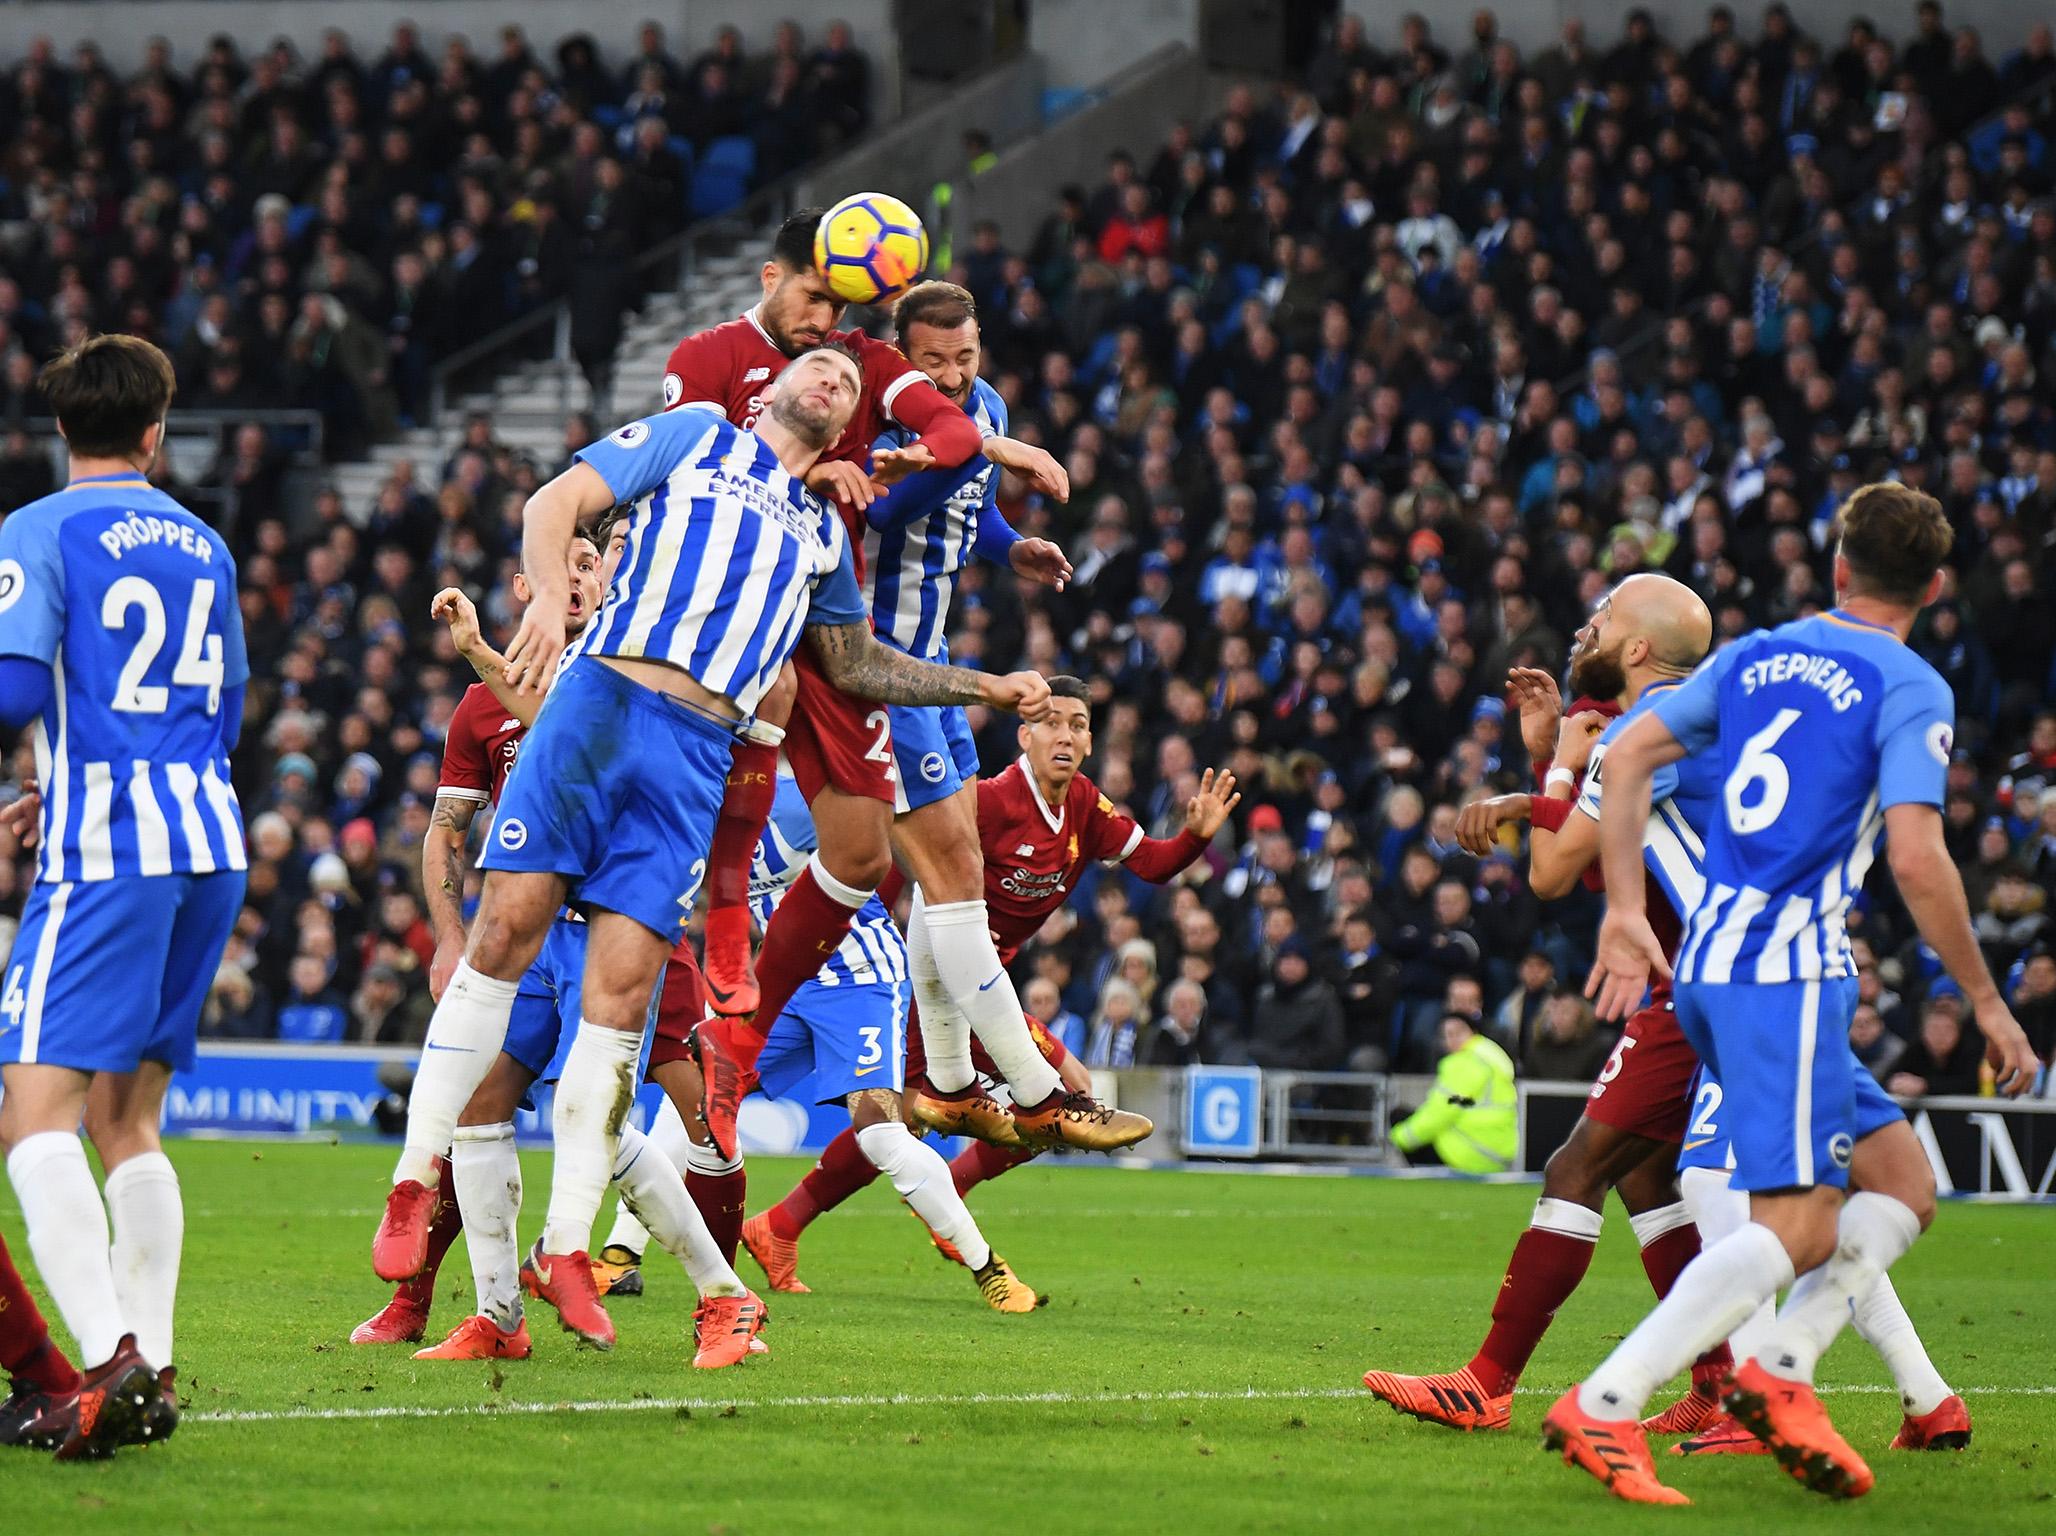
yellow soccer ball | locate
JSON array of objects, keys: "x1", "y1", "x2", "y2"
[{"x1": 813, "y1": 192, "x2": 930, "y2": 305}]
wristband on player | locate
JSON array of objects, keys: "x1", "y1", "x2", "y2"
[
  {"x1": 1529, "y1": 795, "x2": 1573, "y2": 834},
  {"x1": 1544, "y1": 767, "x2": 1577, "y2": 795},
  {"x1": 740, "y1": 718, "x2": 788, "y2": 748}
]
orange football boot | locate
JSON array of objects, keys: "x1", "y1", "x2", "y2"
[
  {"x1": 1362, "y1": 1366, "x2": 1512, "y2": 1432},
  {"x1": 1722, "y1": 1360, "x2": 1874, "y2": 1498},
  {"x1": 1641, "y1": 1378, "x2": 1727, "y2": 1438},
  {"x1": 413, "y1": 1315, "x2": 533, "y2": 1361},
  {"x1": 692, "y1": 1291, "x2": 768, "y2": 1368},
  {"x1": 1891, "y1": 1393, "x2": 1971, "y2": 1450},
  {"x1": 740, "y1": 1212, "x2": 812, "y2": 1294},
  {"x1": 1540, "y1": 1386, "x2": 1692, "y2": 1505}
]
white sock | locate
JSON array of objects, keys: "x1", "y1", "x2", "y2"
[
  {"x1": 102, "y1": 1151, "x2": 182, "y2": 1369},
  {"x1": 451, "y1": 1121, "x2": 523, "y2": 1329},
  {"x1": 854, "y1": 1120, "x2": 991, "y2": 1271},
  {"x1": 1627, "y1": 1201, "x2": 1690, "y2": 1248},
  {"x1": 1531, "y1": 1196, "x2": 1604, "y2": 1239},
  {"x1": 397, "y1": 962, "x2": 521, "y2": 1185},
  {"x1": 612, "y1": 1123, "x2": 744, "y2": 1297},
  {"x1": 604, "y1": 1095, "x2": 695, "y2": 1257},
  {"x1": 1578, "y1": 1222, "x2": 1795, "y2": 1421},
  {"x1": 908, "y1": 892, "x2": 975, "y2": 1093},
  {"x1": 924, "y1": 897, "x2": 1060, "y2": 1105},
  {"x1": 1757, "y1": 1192, "x2": 1923, "y2": 1385},
  {"x1": 1851, "y1": 1271, "x2": 1952, "y2": 1416},
  {"x1": 1679, "y1": 1165, "x2": 1776, "y2": 1357},
  {"x1": 683, "y1": 1134, "x2": 744, "y2": 1179},
  {"x1": 542, "y1": 1022, "x2": 644, "y2": 1254},
  {"x1": 7, "y1": 1132, "x2": 126, "y2": 1367}
]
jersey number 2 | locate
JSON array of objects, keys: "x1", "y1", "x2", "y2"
[{"x1": 102, "y1": 577, "x2": 224, "y2": 715}]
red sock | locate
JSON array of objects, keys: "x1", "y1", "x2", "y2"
[
  {"x1": 0, "y1": 1235, "x2": 78, "y2": 1394},
  {"x1": 1639, "y1": 1221, "x2": 1734, "y2": 1385},
  {"x1": 688, "y1": 1167, "x2": 748, "y2": 1266},
  {"x1": 397, "y1": 1153, "x2": 463, "y2": 1309},
  {"x1": 950, "y1": 1141, "x2": 1035, "y2": 1197},
  {"x1": 709, "y1": 742, "x2": 779, "y2": 910},
  {"x1": 739, "y1": 865, "x2": 865, "y2": 1068},
  {"x1": 1467, "y1": 1227, "x2": 1598, "y2": 1396},
  {"x1": 768, "y1": 1129, "x2": 880, "y2": 1240}
]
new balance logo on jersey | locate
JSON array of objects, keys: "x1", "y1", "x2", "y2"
[
  {"x1": 499, "y1": 719, "x2": 523, "y2": 733},
  {"x1": 1016, "y1": 844, "x2": 1035, "y2": 855},
  {"x1": 742, "y1": 367, "x2": 771, "y2": 382}
]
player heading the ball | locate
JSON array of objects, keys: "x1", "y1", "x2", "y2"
[{"x1": 372, "y1": 344, "x2": 1052, "y2": 1351}]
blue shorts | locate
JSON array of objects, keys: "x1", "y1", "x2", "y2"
[
  {"x1": 1677, "y1": 1056, "x2": 1904, "y2": 1180},
  {"x1": 1674, "y1": 977, "x2": 1904, "y2": 1192},
  {"x1": 890, "y1": 702, "x2": 979, "y2": 814},
  {"x1": 0, "y1": 871, "x2": 243, "y2": 1075},
  {"x1": 502, "y1": 917, "x2": 657, "y2": 1107},
  {"x1": 756, "y1": 974, "x2": 906, "y2": 1105},
  {"x1": 480, "y1": 657, "x2": 733, "y2": 940}
]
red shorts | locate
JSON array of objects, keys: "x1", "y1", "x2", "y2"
[
  {"x1": 782, "y1": 647, "x2": 896, "y2": 805},
  {"x1": 904, "y1": 1009, "x2": 1069, "y2": 1089},
  {"x1": 647, "y1": 940, "x2": 708, "y2": 1070},
  {"x1": 1583, "y1": 995, "x2": 1699, "y2": 1143}
]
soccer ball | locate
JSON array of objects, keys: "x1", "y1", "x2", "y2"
[{"x1": 813, "y1": 192, "x2": 930, "y2": 306}]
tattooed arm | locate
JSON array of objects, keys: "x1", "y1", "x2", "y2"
[
  {"x1": 804, "y1": 620, "x2": 1053, "y2": 719},
  {"x1": 423, "y1": 793, "x2": 482, "y2": 1000}
]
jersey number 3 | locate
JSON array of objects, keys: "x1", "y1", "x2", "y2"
[{"x1": 102, "y1": 576, "x2": 225, "y2": 716}]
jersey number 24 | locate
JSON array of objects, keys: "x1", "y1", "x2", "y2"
[{"x1": 103, "y1": 576, "x2": 225, "y2": 715}]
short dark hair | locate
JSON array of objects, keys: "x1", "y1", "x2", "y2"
[
  {"x1": 40, "y1": 333, "x2": 176, "y2": 457},
  {"x1": 893, "y1": 280, "x2": 977, "y2": 348},
  {"x1": 1047, "y1": 674, "x2": 1091, "y2": 706},
  {"x1": 773, "y1": 207, "x2": 828, "y2": 271},
  {"x1": 1834, "y1": 482, "x2": 1951, "y2": 605},
  {"x1": 788, "y1": 338, "x2": 864, "y2": 381}
]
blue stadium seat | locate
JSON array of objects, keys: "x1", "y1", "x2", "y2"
[{"x1": 702, "y1": 136, "x2": 757, "y2": 178}]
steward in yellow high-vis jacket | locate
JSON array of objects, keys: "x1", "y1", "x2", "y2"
[{"x1": 1390, "y1": 1013, "x2": 1518, "y2": 1173}]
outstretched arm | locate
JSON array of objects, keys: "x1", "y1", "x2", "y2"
[
  {"x1": 1886, "y1": 802, "x2": 2038, "y2": 1095},
  {"x1": 804, "y1": 619, "x2": 1051, "y2": 719},
  {"x1": 423, "y1": 793, "x2": 482, "y2": 999}
]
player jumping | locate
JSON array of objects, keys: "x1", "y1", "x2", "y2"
[
  {"x1": 354, "y1": 523, "x2": 765, "y2": 1366},
  {"x1": 740, "y1": 674, "x2": 1237, "y2": 1294},
  {"x1": 1545, "y1": 483, "x2": 2039, "y2": 1504},
  {"x1": 657, "y1": 217, "x2": 1137, "y2": 1163},
  {"x1": 0, "y1": 335, "x2": 247, "y2": 1458},
  {"x1": 372, "y1": 345, "x2": 1051, "y2": 1352}
]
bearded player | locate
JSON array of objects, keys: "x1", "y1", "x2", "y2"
[
  {"x1": 739, "y1": 675, "x2": 1237, "y2": 1294},
  {"x1": 660, "y1": 218, "x2": 1139, "y2": 1169},
  {"x1": 354, "y1": 521, "x2": 766, "y2": 1366},
  {"x1": 1548, "y1": 485, "x2": 2035, "y2": 1504},
  {"x1": 1363, "y1": 575, "x2": 1747, "y2": 1434},
  {"x1": 370, "y1": 346, "x2": 1052, "y2": 1354}
]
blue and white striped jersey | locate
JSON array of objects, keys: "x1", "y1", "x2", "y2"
[
  {"x1": 1577, "y1": 679, "x2": 1720, "y2": 927},
  {"x1": 570, "y1": 407, "x2": 867, "y2": 713},
  {"x1": 864, "y1": 377, "x2": 1003, "y2": 661},
  {"x1": 1654, "y1": 611, "x2": 1955, "y2": 986},
  {"x1": 750, "y1": 776, "x2": 907, "y2": 988},
  {"x1": 0, "y1": 475, "x2": 248, "y2": 882}
]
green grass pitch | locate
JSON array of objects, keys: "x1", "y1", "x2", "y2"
[{"x1": 2, "y1": 1139, "x2": 2051, "y2": 1532}]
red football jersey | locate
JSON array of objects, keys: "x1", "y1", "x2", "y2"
[
  {"x1": 978, "y1": 758, "x2": 1146, "y2": 962},
  {"x1": 661, "y1": 305, "x2": 925, "y2": 491},
  {"x1": 438, "y1": 682, "x2": 526, "y2": 809}
]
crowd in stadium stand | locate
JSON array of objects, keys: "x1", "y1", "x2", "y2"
[
  {"x1": 1, "y1": 6, "x2": 2053, "y2": 1098},
  {"x1": 0, "y1": 18, "x2": 870, "y2": 453}
]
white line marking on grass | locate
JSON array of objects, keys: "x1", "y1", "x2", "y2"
[{"x1": 185, "y1": 1382, "x2": 2056, "y2": 1428}]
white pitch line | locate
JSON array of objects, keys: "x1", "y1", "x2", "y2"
[{"x1": 186, "y1": 1381, "x2": 2056, "y2": 1428}]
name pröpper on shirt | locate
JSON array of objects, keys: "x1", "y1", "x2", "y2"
[
  {"x1": 1737, "y1": 649, "x2": 1864, "y2": 712},
  {"x1": 96, "y1": 512, "x2": 216, "y2": 564}
]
